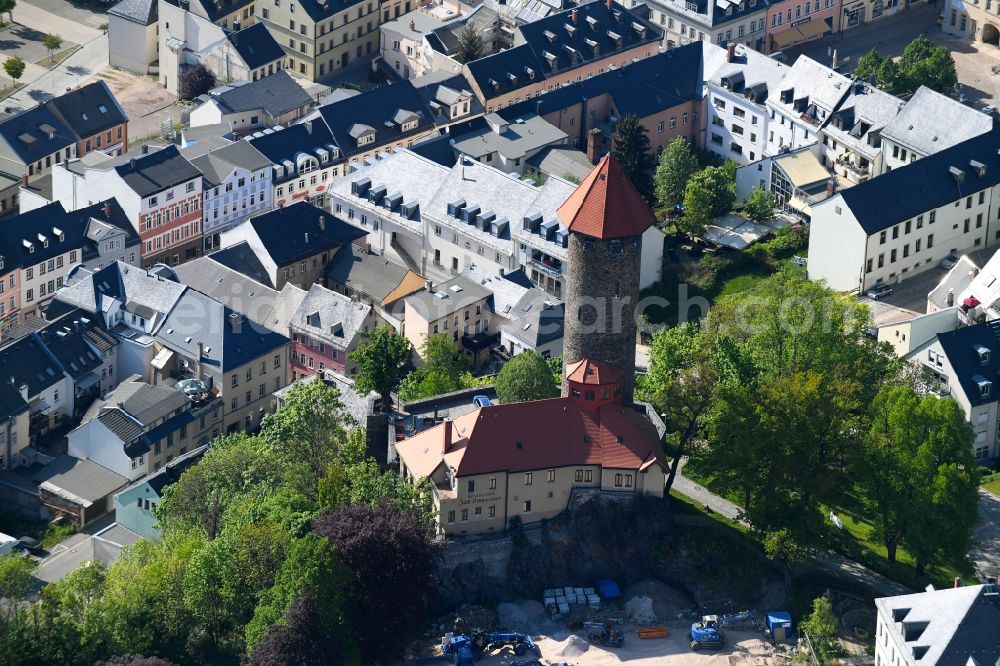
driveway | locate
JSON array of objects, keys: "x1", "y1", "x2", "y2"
[{"x1": 972, "y1": 489, "x2": 1000, "y2": 583}]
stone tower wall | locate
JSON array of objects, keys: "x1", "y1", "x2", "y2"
[{"x1": 561, "y1": 233, "x2": 642, "y2": 402}]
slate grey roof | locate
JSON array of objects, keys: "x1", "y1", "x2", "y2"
[
  {"x1": 208, "y1": 241, "x2": 274, "y2": 288},
  {"x1": 155, "y1": 289, "x2": 289, "y2": 373},
  {"x1": 113, "y1": 145, "x2": 201, "y2": 198},
  {"x1": 451, "y1": 113, "x2": 567, "y2": 161},
  {"x1": 702, "y1": 41, "x2": 788, "y2": 106},
  {"x1": 771, "y1": 55, "x2": 851, "y2": 116},
  {"x1": 56, "y1": 261, "x2": 187, "y2": 330},
  {"x1": 190, "y1": 140, "x2": 271, "y2": 187},
  {"x1": 109, "y1": 0, "x2": 158, "y2": 24},
  {"x1": 466, "y1": 0, "x2": 661, "y2": 100},
  {"x1": 882, "y1": 86, "x2": 994, "y2": 158},
  {"x1": 44, "y1": 81, "x2": 128, "y2": 142},
  {"x1": 163, "y1": 0, "x2": 253, "y2": 24},
  {"x1": 835, "y1": 124, "x2": 1000, "y2": 236},
  {"x1": 173, "y1": 255, "x2": 299, "y2": 333},
  {"x1": 526, "y1": 146, "x2": 594, "y2": 181},
  {"x1": 0, "y1": 377, "x2": 29, "y2": 421},
  {"x1": 35, "y1": 318, "x2": 103, "y2": 380},
  {"x1": 292, "y1": 284, "x2": 371, "y2": 349},
  {"x1": 822, "y1": 82, "x2": 904, "y2": 161},
  {"x1": 33, "y1": 455, "x2": 128, "y2": 504},
  {"x1": 143, "y1": 445, "x2": 208, "y2": 496},
  {"x1": 246, "y1": 201, "x2": 366, "y2": 267},
  {"x1": 501, "y1": 300, "x2": 564, "y2": 347},
  {"x1": 247, "y1": 120, "x2": 335, "y2": 185},
  {"x1": 97, "y1": 408, "x2": 144, "y2": 443},
  {"x1": 406, "y1": 274, "x2": 493, "y2": 321},
  {"x1": 325, "y1": 244, "x2": 419, "y2": 305},
  {"x1": 228, "y1": 22, "x2": 286, "y2": 70},
  {"x1": 0, "y1": 105, "x2": 75, "y2": 165},
  {"x1": 0, "y1": 333, "x2": 64, "y2": 397},
  {"x1": 875, "y1": 584, "x2": 1000, "y2": 666},
  {"x1": 201, "y1": 72, "x2": 313, "y2": 119}
]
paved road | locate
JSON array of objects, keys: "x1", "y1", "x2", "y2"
[
  {"x1": 971, "y1": 489, "x2": 1000, "y2": 583},
  {"x1": 2, "y1": 0, "x2": 107, "y2": 111},
  {"x1": 674, "y1": 459, "x2": 913, "y2": 597},
  {"x1": 783, "y1": 3, "x2": 940, "y2": 70}
]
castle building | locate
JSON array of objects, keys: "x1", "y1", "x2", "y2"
[{"x1": 395, "y1": 155, "x2": 666, "y2": 536}]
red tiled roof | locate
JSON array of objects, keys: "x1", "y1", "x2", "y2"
[
  {"x1": 556, "y1": 154, "x2": 655, "y2": 239},
  {"x1": 396, "y1": 398, "x2": 667, "y2": 478},
  {"x1": 565, "y1": 358, "x2": 625, "y2": 385}
]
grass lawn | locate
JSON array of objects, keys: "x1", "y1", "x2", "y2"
[
  {"x1": 982, "y1": 474, "x2": 1000, "y2": 497},
  {"x1": 36, "y1": 46, "x2": 80, "y2": 69},
  {"x1": 681, "y1": 459, "x2": 976, "y2": 590}
]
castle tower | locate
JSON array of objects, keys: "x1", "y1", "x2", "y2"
[{"x1": 557, "y1": 155, "x2": 655, "y2": 404}]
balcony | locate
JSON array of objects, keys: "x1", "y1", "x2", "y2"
[
  {"x1": 528, "y1": 256, "x2": 563, "y2": 279},
  {"x1": 835, "y1": 155, "x2": 869, "y2": 178}
]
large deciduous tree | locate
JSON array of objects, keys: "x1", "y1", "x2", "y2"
[
  {"x1": 495, "y1": 350, "x2": 559, "y2": 403},
  {"x1": 654, "y1": 137, "x2": 698, "y2": 209},
  {"x1": 178, "y1": 63, "x2": 215, "y2": 100},
  {"x1": 348, "y1": 323, "x2": 411, "y2": 407},
  {"x1": 681, "y1": 166, "x2": 735, "y2": 237},
  {"x1": 312, "y1": 503, "x2": 439, "y2": 665},
  {"x1": 854, "y1": 384, "x2": 979, "y2": 571}
]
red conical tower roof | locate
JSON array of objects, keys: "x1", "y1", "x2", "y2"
[{"x1": 556, "y1": 154, "x2": 655, "y2": 239}]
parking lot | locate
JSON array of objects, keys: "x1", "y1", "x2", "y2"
[{"x1": 0, "y1": 25, "x2": 77, "y2": 64}]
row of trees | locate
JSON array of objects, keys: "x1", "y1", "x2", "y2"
[
  {"x1": 854, "y1": 36, "x2": 958, "y2": 96},
  {"x1": 639, "y1": 270, "x2": 980, "y2": 574},
  {"x1": 0, "y1": 381, "x2": 438, "y2": 666}
]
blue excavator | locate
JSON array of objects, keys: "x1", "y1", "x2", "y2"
[{"x1": 689, "y1": 611, "x2": 756, "y2": 651}]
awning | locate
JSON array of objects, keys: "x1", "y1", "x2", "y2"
[
  {"x1": 77, "y1": 372, "x2": 101, "y2": 390},
  {"x1": 963, "y1": 296, "x2": 981, "y2": 308},
  {"x1": 775, "y1": 150, "x2": 830, "y2": 189},
  {"x1": 771, "y1": 19, "x2": 830, "y2": 50},
  {"x1": 796, "y1": 19, "x2": 830, "y2": 41}
]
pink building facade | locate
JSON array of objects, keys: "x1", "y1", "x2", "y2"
[{"x1": 765, "y1": 0, "x2": 839, "y2": 54}]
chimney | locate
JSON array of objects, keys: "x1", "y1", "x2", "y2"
[
  {"x1": 103, "y1": 202, "x2": 111, "y2": 218},
  {"x1": 727, "y1": 43, "x2": 736, "y2": 62},
  {"x1": 141, "y1": 144, "x2": 149, "y2": 155},
  {"x1": 443, "y1": 419, "x2": 452, "y2": 452},
  {"x1": 232, "y1": 20, "x2": 241, "y2": 31},
  {"x1": 196, "y1": 341, "x2": 205, "y2": 378},
  {"x1": 304, "y1": 232, "x2": 310, "y2": 243},
  {"x1": 19, "y1": 174, "x2": 27, "y2": 188},
  {"x1": 425, "y1": 279, "x2": 434, "y2": 292},
  {"x1": 954, "y1": 577, "x2": 962, "y2": 588},
  {"x1": 409, "y1": 19, "x2": 416, "y2": 31},
  {"x1": 228, "y1": 312, "x2": 242, "y2": 331},
  {"x1": 947, "y1": 288, "x2": 955, "y2": 307},
  {"x1": 571, "y1": 8, "x2": 578, "y2": 23},
  {"x1": 318, "y1": 215, "x2": 325, "y2": 230},
  {"x1": 586, "y1": 127, "x2": 603, "y2": 164},
  {"x1": 826, "y1": 181, "x2": 835, "y2": 197},
  {"x1": 606, "y1": 0, "x2": 613, "y2": 10}
]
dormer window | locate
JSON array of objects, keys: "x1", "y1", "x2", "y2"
[
  {"x1": 975, "y1": 375, "x2": 992, "y2": 398},
  {"x1": 976, "y1": 344, "x2": 991, "y2": 365},
  {"x1": 726, "y1": 6, "x2": 732, "y2": 15}
]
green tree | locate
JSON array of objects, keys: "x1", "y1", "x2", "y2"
[
  {"x1": 854, "y1": 385, "x2": 979, "y2": 571},
  {"x1": 876, "y1": 58, "x2": 902, "y2": 92},
  {"x1": 494, "y1": 350, "x2": 559, "y2": 403},
  {"x1": 455, "y1": 24, "x2": 484, "y2": 64},
  {"x1": 801, "y1": 596, "x2": 838, "y2": 663},
  {"x1": 854, "y1": 48, "x2": 884, "y2": 82},
  {"x1": 895, "y1": 36, "x2": 957, "y2": 94},
  {"x1": 742, "y1": 186, "x2": 777, "y2": 224},
  {"x1": 3, "y1": 56, "x2": 25, "y2": 88},
  {"x1": 681, "y1": 166, "x2": 734, "y2": 236},
  {"x1": 348, "y1": 323, "x2": 411, "y2": 406},
  {"x1": 0, "y1": 0, "x2": 15, "y2": 26},
  {"x1": 177, "y1": 62, "x2": 215, "y2": 100},
  {"x1": 397, "y1": 333, "x2": 471, "y2": 401},
  {"x1": 42, "y1": 33, "x2": 62, "y2": 60},
  {"x1": 260, "y1": 380, "x2": 352, "y2": 494},
  {"x1": 0, "y1": 553, "x2": 35, "y2": 625},
  {"x1": 612, "y1": 113, "x2": 653, "y2": 199},
  {"x1": 654, "y1": 137, "x2": 698, "y2": 208}
]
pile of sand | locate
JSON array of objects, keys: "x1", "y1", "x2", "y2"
[
  {"x1": 625, "y1": 595, "x2": 657, "y2": 624},
  {"x1": 497, "y1": 600, "x2": 545, "y2": 631},
  {"x1": 552, "y1": 635, "x2": 591, "y2": 658}
]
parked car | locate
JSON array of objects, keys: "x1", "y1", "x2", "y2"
[
  {"x1": 865, "y1": 284, "x2": 893, "y2": 300},
  {"x1": 472, "y1": 395, "x2": 491, "y2": 408},
  {"x1": 982, "y1": 105, "x2": 997, "y2": 116},
  {"x1": 940, "y1": 254, "x2": 959, "y2": 269}
]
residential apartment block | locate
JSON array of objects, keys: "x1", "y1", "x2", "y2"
[
  {"x1": 255, "y1": 0, "x2": 380, "y2": 81},
  {"x1": 874, "y1": 584, "x2": 1000, "y2": 665},
  {"x1": 808, "y1": 126, "x2": 1000, "y2": 293},
  {"x1": 764, "y1": 0, "x2": 837, "y2": 53},
  {"x1": 637, "y1": 0, "x2": 768, "y2": 51},
  {"x1": 463, "y1": 0, "x2": 662, "y2": 111},
  {"x1": 289, "y1": 283, "x2": 378, "y2": 379},
  {"x1": 765, "y1": 55, "x2": 851, "y2": 155},
  {"x1": 703, "y1": 42, "x2": 788, "y2": 165},
  {"x1": 190, "y1": 140, "x2": 273, "y2": 250}
]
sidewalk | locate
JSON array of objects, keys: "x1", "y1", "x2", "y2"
[
  {"x1": 11, "y1": 3, "x2": 101, "y2": 44},
  {"x1": 673, "y1": 458, "x2": 913, "y2": 597},
  {"x1": 2, "y1": 33, "x2": 107, "y2": 108}
]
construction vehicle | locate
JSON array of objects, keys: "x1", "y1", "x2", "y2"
[
  {"x1": 441, "y1": 634, "x2": 476, "y2": 666},
  {"x1": 689, "y1": 611, "x2": 756, "y2": 650},
  {"x1": 583, "y1": 619, "x2": 625, "y2": 648},
  {"x1": 474, "y1": 631, "x2": 540, "y2": 657}
]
